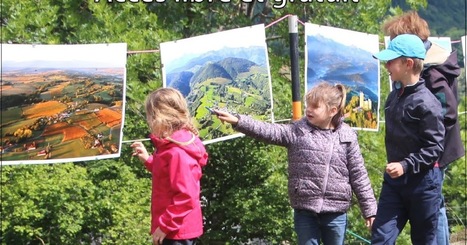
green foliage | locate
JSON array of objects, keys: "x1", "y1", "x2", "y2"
[
  {"x1": 84, "y1": 160, "x2": 151, "y2": 245},
  {"x1": 1, "y1": 164, "x2": 89, "y2": 244},
  {"x1": 202, "y1": 138, "x2": 294, "y2": 244},
  {"x1": 0, "y1": 161, "x2": 151, "y2": 245},
  {"x1": 445, "y1": 112, "x2": 467, "y2": 234},
  {"x1": 390, "y1": 0, "x2": 466, "y2": 67},
  {"x1": 417, "y1": 0, "x2": 465, "y2": 38}
]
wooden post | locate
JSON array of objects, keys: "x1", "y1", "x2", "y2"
[{"x1": 288, "y1": 15, "x2": 302, "y2": 121}]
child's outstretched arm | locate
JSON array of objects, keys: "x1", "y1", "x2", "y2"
[
  {"x1": 214, "y1": 110, "x2": 239, "y2": 125},
  {"x1": 213, "y1": 109, "x2": 294, "y2": 147}
]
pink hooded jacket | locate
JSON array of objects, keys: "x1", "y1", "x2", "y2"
[{"x1": 145, "y1": 129, "x2": 208, "y2": 239}]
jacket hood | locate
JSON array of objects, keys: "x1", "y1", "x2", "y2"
[
  {"x1": 425, "y1": 41, "x2": 449, "y2": 65},
  {"x1": 149, "y1": 130, "x2": 208, "y2": 167},
  {"x1": 424, "y1": 47, "x2": 461, "y2": 79}
]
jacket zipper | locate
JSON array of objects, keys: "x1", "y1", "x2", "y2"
[{"x1": 319, "y1": 133, "x2": 335, "y2": 212}]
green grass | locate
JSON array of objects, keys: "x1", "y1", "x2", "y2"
[
  {"x1": 2, "y1": 118, "x2": 37, "y2": 136},
  {"x1": 50, "y1": 139, "x2": 99, "y2": 159},
  {"x1": 1, "y1": 107, "x2": 23, "y2": 125}
]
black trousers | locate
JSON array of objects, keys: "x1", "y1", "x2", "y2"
[{"x1": 162, "y1": 238, "x2": 197, "y2": 245}]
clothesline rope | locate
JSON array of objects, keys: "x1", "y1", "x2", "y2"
[
  {"x1": 121, "y1": 13, "x2": 467, "y2": 144},
  {"x1": 125, "y1": 14, "x2": 465, "y2": 54}
]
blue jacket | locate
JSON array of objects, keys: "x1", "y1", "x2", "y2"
[{"x1": 384, "y1": 80, "x2": 445, "y2": 181}]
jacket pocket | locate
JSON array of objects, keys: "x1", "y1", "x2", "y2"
[{"x1": 295, "y1": 179, "x2": 319, "y2": 197}]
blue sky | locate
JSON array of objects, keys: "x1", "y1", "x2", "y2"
[{"x1": 1, "y1": 43, "x2": 127, "y2": 69}]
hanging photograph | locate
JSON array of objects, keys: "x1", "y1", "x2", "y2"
[
  {"x1": 160, "y1": 24, "x2": 273, "y2": 144},
  {"x1": 1, "y1": 43, "x2": 127, "y2": 165},
  {"x1": 463, "y1": 36, "x2": 467, "y2": 99},
  {"x1": 305, "y1": 23, "x2": 380, "y2": 131},
  {"x1": 462, "y1": 35, "x2": 466, "y2": 81},
  {"x1": 428, "y1": 37, "x2": 452, "y2": 52}
]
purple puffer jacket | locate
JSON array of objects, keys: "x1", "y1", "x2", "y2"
[{"x1": 235, "y1": 115, "x2": 377, "y2": 218}]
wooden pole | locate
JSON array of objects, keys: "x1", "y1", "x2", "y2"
[{"x1": 288, "y1": 15, "x2": 302, "y2": 121}]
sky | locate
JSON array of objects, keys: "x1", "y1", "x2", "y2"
[
  {"x1": 1, "y1": 43, "x2": 127, "y2": 68},
  {"x1": 305, "y1": 23, "x2": 379, "y2": 53},
  {"x1": 160, "y1": 24, "x2": 267, "y2": 64}
]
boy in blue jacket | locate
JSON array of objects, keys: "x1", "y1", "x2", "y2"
[{"x1": 371, "y1": 34, "x2": 445, "y2": 245}]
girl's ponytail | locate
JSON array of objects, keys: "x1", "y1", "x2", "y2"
[{"x1": 332, "y1": 84, "x2": 346, "y2": 127}]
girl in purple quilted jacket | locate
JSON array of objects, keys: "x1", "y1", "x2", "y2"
[{"x1": 215, "y1": 82, "x2": 377, "y2": 245}]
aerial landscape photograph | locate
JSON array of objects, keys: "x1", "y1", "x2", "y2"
[{"x1": 1, "y1": 44, "x2": 127, "y2": 164}]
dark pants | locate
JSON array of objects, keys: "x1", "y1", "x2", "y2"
[
  {"x1": 162, "y1": 239, "x2": 197, "y2": 245},
  {"x1": 371, "y1": 167, "x2": 442, "y2": 245},
  {"x1": 162, "y1": 238, "x2": 196, "y2": 245}
]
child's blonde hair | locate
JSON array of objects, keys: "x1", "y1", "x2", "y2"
[
  {"x1": 401, "y1": 57, "x2": 424, "y2": 74},
  {"x1": 145, "y1": 87, "x2": 198, "y2": 137},
  {"x1": 382, "y1": 11, "x2": 430, "y2": 41},
  {"x1": 305, "y1": 82, "x2": 346, "y2": 127}
]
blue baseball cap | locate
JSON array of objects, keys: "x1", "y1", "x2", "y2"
[{"x1": 373, "y1": 34, "x2": 426, "y2": 61}]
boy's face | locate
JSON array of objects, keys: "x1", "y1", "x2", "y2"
[{"x1": 384, "y1": 57, "x2": 410, "y2": 82}]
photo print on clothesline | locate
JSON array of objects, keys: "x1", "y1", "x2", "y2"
[
  {"x1": 160, "y1": 24, "x2": 274, "y2": 144},
  {"x1": 462, "y1": 35, "x2": 466, "y2": 91},
  {"x1": 305, "y1": 23, "x2": 380, "y2": 131},
  {"x1": 1, "y1": 43, "x2": 127, "y2": 165}
]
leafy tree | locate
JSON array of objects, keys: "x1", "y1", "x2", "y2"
[
  {"x1": 13, "y1": 128, "x2": 33, "y2": 142},
  {"x1": 1, "y1": 161, "x2": 151, "y2": 245},
  {"x1": 391, "y1": 0, "x2": 466, "y2": 66},
  {"x1": 1, "y1": 164, "x2": 94, "y2": 244}
]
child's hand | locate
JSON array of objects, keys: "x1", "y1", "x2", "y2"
[
  {"x1": 386, "y1": 162, "x2": 404, "y2": 178},
  {"x1": 130, "y1": 141, "x2": 150, "y2": 163},
  {"x1": 365, "y1": 216, "x2": 375, "y2": 230},
  {"x1": 213, "y1": 109, "x2": 239, "y2": 125},
  {"x1": 152, "y1": 227, "x2": 166, "y2": 245}
]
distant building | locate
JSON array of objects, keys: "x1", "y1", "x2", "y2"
[{"x1": 359, "y1": 91, "x2": 372, "y2": 111}]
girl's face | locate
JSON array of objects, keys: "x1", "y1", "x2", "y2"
[{"x1": 305, "y1": 101, "x2": 336, "y2": 129}]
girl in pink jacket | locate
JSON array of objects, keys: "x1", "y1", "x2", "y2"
[{"x1": 131, "y1": 88, "x2": 208, "y2": 245}]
